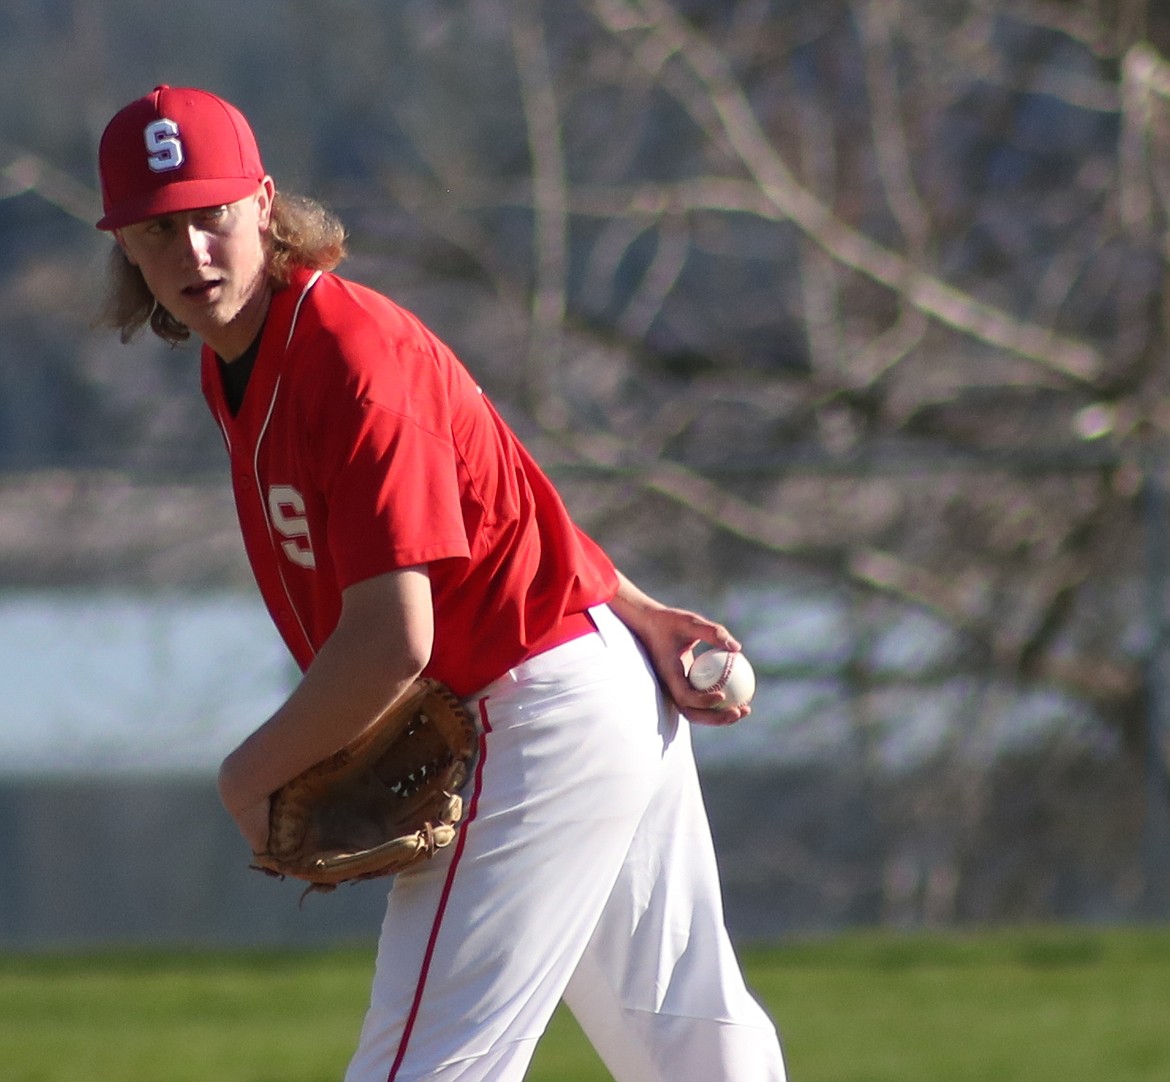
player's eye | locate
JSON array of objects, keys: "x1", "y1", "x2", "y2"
[{"x1": 197, "y1": 205, "x2": 230, "y2": 227}]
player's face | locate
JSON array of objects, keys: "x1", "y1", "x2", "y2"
[{"x1": 116, "y1": 178, "x2": 275, "y2": 358}]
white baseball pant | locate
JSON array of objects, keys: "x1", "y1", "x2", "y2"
[{"x1": 343, "y1": 603, "x2": 787, "y2": 1081}]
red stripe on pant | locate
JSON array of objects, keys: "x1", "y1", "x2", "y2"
[{"x1": 386, "y1": 695, "x2": 493, "y2": 1081}]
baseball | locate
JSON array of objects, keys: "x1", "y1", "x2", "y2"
[{"x1": 687, "y1": 649, "x2": 756, "y2": 708}]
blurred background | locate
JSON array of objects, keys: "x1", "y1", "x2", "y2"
[{"x1": 2, "y1": 0, "x2": 1170, "y2": 948}]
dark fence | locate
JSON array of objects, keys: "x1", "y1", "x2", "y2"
[{"x1": 0, "y1": 752, "x2": 1153, "y2": 951}]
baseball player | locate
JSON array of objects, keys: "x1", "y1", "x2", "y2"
[{"x1": 96, "y1": 85, "x2": 786, "y2": 1081}]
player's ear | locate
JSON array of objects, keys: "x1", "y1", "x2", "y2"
[
  {"x1": 112, "y1": 229, "x2": 138, "y2": 266},
  {"x1": 256, "y1": 175, "x2": 275, "y2": 231}
]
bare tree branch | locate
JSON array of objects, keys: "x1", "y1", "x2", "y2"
[
  {"x1": 590, "y1": 0, "x2": 1105, "y2": 383},
  {"x1": 512, "y1": 2, "x2": 572, "y2": 427},
  {"x1": 0, "y1": 148, "x2": 100, "y2": 222}
]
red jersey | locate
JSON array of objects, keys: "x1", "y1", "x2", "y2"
[{"x1": 201, "y1": 267, "x2": 618, "y2": 696}]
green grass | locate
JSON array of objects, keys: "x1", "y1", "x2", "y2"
[{"x1": 1, "y1": 927, "x2": 1167, "y2": 1080}]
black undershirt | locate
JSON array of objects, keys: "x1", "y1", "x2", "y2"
[{"x1": 216, "y1": 331, "x2": 263, "y2": 417}]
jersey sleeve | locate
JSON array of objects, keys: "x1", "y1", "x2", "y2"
[{"x1": 299, "y1": 330, "x2": 471, "y2": 591}]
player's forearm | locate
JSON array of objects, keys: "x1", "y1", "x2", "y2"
[
  {"x1": 610, "y1": 570, "x2": 738, "y2": 649},
  {"x1": 218, "y1": 567, "x2": 433, "y2": 817},
  {"x1": 608, "y1": 570, "x2": 666, "y2": 637},
  {"x1": 217, "y1": 631, "x2": 424, "y2": 817}
]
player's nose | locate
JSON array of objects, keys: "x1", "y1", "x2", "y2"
[{"x1": 179, "y1": 223, "x2": 213, "y2": 268}]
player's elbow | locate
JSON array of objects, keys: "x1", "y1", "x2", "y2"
[{"x1": 392, "y1": 635, "x2": 431, "y2": 684}]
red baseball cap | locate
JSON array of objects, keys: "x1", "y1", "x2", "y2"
[{"x1": 96, "y1": 85, "x2": 266, "y2": 231}]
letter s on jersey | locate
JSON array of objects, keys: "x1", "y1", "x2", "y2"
[{"x1": 268, "y1": 485, "x2": 317, "y2": 569}]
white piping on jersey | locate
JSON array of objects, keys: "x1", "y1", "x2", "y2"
[
  {"x1": 287, "y1": 270, "x2": 322, "y2": 347},
  {"x1": 254, "y1": 270, "x2": 323, "y2": 661},
  {"x1": 214, "y1": 400, "x2": 233, "y2": 456},
  {"x1": 208, "y1": 272, "x2": 322, "y2": 456}
]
